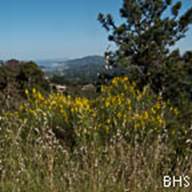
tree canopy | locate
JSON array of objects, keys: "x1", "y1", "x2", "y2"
[
  {"x1": 98, "y1": 0, "x2": 192, "y2": 106},
  {"x1": 98, "y1": 0, "x2": 192, "y2": 70}
]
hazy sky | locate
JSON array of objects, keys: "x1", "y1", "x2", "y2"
[{"x1": 0, "y1": 0, "x2": 192, "y2": 60}]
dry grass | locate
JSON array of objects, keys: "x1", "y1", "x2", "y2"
[{"x1": 0, "y1": 77, "x2": 192, "y2": 192}]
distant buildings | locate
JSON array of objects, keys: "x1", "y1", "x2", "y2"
[{"x1": 51, "y1": 84, "x2": 67, "y2": 93}]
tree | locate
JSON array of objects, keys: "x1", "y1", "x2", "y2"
[
  {"x1": 16, "y1": 61, "x2": 50, "y2": 92},
  {"x1": 0, "y1": 64, "x2": 8, "y2": 90},
  {"x1": 98, "y1": 0, "x2": 192, "y2": 104}
]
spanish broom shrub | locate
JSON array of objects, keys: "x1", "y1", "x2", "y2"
[{"x1": 0, "y1": 77, "x2": 191, "y2": 191}]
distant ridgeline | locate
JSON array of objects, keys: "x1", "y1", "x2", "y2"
[
  {"x1": 45, "y1": 55, "x2": 129, "y2": 85},
  {"x1": 46, "y1": 56, "x2": 105, "y2": 85},
  {"x1": 0, "y1": 59, "x2": 50, "y2": 96}
]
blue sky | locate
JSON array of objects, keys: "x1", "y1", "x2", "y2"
[{"x1": 0, "y1": 0, "x2": 191, "y2": 60}]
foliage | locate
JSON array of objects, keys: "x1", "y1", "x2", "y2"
[
  {"x1": 50, "y1": 56, "x2": 105, "y2": 86},
  {"x1": 98, "y1": 0, "x2": 192, "y2": 68},
  {"x1": 0, "y1": 60, "x2": 50, "y2": 112},
  {"x1": 15, "y1": 61, "x2": 50, "y2": 92},
  {"x1": 98, "y1": 0, "x2": 192, "y2": 106},
  {"x1": 1, "y1": 77, "x2": 191, "y2": 191}
]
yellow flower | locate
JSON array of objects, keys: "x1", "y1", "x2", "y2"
[
  {"x1": 37, "y1": 92, "x2": 44, "y2": 101},
  {"x1": 25, "y1": 89, "x2": 29, "y2": 96},
  {"x1": 32, "y1": 88, "x2": 36, "y2": 94},
  {"x1": 143, "y1": 111, "x2": 149, "y2": 120}
]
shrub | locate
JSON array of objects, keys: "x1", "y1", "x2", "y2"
[{"x1": 0, "y1": 77, "x2": 191, "y2": 191}]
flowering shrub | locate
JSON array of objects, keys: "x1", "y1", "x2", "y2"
[
  {"x1": 2, "y1": 77, "x2": 180, "y2": 147},
  {"x1": 18, "y1": 88, "x2": 93, "y2": 147},
  {"x1": 94, "y1": 77, "x2": 180, "y2": 145},
  {"x1": 0, "y1": 77, "x2": 191, "y2": 192}
]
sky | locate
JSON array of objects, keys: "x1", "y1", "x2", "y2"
[{"x1": 0, "y1": 0, "x2": 191, "y2": 60}]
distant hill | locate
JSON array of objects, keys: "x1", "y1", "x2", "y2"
[
  {"x1": 37, "y1": 55, "x2": 104, "y2": 70},
  {"x1": 60, "y1": 55, "x2": 104, "y2": 67},
  {"x1": 37, "y1": 55, "x2": 130, "y2": 85},
  {"x1": 36, "y1": 58, "x2": 68, "y2": 71},
  {"x1": 47, "y1": 56, "x2": 105, "y2": 84},
  {"x1": 39, "y1": 55, "x2": 131, "y2": 85}
]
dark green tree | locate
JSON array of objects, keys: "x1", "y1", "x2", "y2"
[
  {"x1": 16, "y1": 61, "x2": 50, "y2": 92},
  {"x1": 98, "y1": 0, "x2": 192, "y2": 103},
  {"x1": 0, "y1": 64, "x2": 8, "y2": 90},
  {"x1": 98, "y1": 0, "x2": 192, "y2": 63}
]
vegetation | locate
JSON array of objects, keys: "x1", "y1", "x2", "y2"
[
  {"x1": 50, "y1": 56, "x2": 105, "y2": 86},
  {"x1": 0, "y1": 0, "x2": 192, "y2": 191},
  {"x1": 1, "y1": 77, "x2": 192, "y2": 192},
  {"x1": 0, "y1": 60, "x2": 50, "y2": 111},
  {"x1": 98, "y1": 0, "x2": 192, "y2": 106}
]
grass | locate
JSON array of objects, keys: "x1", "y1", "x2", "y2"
[{"x1": 0, "y1": 77, "x2": 192, "y2": 192}]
